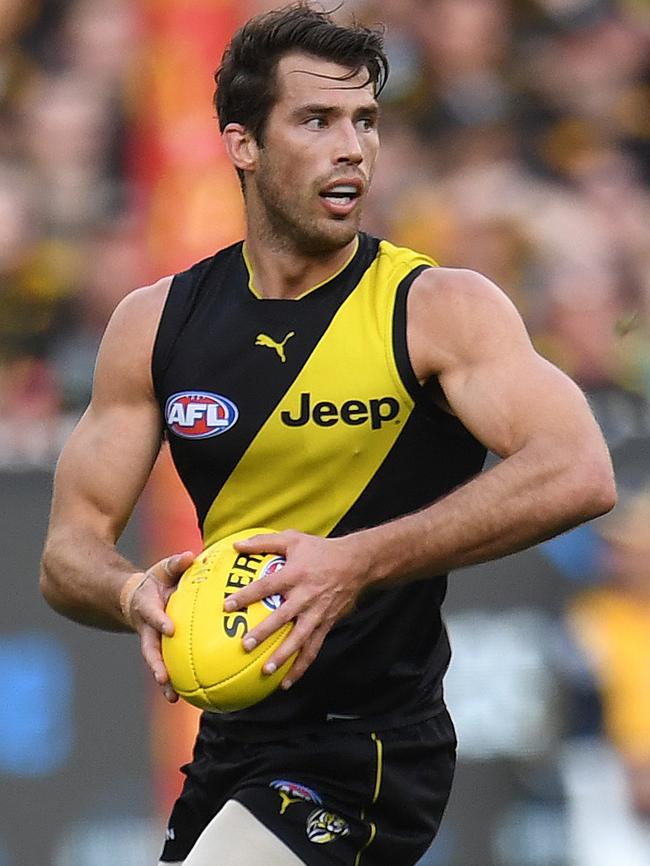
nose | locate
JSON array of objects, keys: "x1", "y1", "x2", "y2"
[{"x1": 333, "y1": 119, "x2": 363, "y2": 165}]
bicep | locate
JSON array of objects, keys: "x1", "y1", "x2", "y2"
[
  {"x1": 50, "y1": 400, "x2": 162, "y2": 543},
  {"x1": 441, "y1": 343, "x2": 599, "y2": 459},
  {"x1": 48, "y1": 282, "x2": 168, "y2": 543},
  {"x1": 411, "y1": 268, "x2": 602, "y2": 459}
]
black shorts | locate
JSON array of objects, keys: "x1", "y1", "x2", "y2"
[{"x1": 160, "y1": 709, "x2": 456, "y2": 866}]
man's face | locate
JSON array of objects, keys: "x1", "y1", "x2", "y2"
[{"x1": 250, "y1": 52, "x2": 380, "y2": 254}]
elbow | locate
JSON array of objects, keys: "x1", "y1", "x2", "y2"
[
  {"x1": 40, "y1": 547, "x2": 53, "y2": 603},
  {"x1": 40, "y1": 573, "x2": 59, "y2": 612},
  {"x1": 571, "y1": 451, "x2": 617, "y2": 522},
  {"x1": 40, "y1": 545, "x2": 67, "y2": 615}
]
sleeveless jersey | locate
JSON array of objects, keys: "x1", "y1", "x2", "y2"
[{"x1": 152, "y1": 232, "x2": 486, "y2": 738}]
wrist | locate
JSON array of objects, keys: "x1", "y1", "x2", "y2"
[
  {"x1": 353, "y1": 518, "x2": 425, "y2": 589},
  {"x1": 119, "y1": 571, "x2": 147, "y2": 628},
  {"x1": 340, "y1": 527, "x2": 391, "y2": 592}
]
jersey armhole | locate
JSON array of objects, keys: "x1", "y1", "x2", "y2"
[
  {"x1": 392, "y1": 265, "x2": 439, "y2": 417},
  {"x1": 151, "y1": 260, "x2": 212, "y2": 400},
  {"x1": 392, "y1": 267, "x2": 489, "y2": 440}
]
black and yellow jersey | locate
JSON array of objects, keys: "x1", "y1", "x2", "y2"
[{"x1": 152, "y1": 232, "x2": 486, "y2": 737}]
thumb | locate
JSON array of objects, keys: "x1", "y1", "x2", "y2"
[{"x1": 150, "y1": 550, "x2": 195, "y2": 586}]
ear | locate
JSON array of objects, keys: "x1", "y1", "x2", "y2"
[{"x1": 222, "y1": 123, "x2": 259, "y2": 174}]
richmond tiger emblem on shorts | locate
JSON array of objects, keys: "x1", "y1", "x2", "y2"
[{"x1": 306, "y1": 809, "x2": 350, "y2": 844}]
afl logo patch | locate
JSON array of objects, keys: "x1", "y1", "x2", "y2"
[
  {"x1": 261, "y1": 557, "x2": 285, "y2": 611},
  {"x1": 165, "y1": 392, "x2": 238, "y2": 439}
]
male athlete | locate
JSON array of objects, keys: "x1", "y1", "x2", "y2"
[{"x1": 40, "y1": 5, "x2": 616, "y2": 865}]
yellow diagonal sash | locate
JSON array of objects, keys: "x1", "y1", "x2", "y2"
[{"x1": 203, "y1": 243, "x2": 432, "y2": 543}]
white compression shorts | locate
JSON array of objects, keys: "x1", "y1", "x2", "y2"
[{"x1": 158, "y1": 799, "x2": 307, "y2": 866}]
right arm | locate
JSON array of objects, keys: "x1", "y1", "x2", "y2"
[{"x1": 40, "y1": 277, "x2": 193, "y2": 697}]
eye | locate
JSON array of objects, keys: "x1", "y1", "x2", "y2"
[
  {"x1": 356, "y1": 116, "x2": 377, "y2": 133},
  {"x1": 305, "y1": 116, "x2": 327, "y2": 130}
]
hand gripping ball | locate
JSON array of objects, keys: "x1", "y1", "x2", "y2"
[{"x1": 161, "y1": 528, "x2": 295, "y2": 712}]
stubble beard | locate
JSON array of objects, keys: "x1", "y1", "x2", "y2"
[{"x1": 252, "y1": 162, "x2": 361, "y2": 257}]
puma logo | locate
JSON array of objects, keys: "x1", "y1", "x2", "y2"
[
  {"x1": 255, "y1": 331, "x2": 295, "y2": 363},
  {"x1": 278, "y1": 791, "x2": 303, "y2": 815}
]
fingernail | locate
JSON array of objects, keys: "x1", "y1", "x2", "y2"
[
  {"x1": 281, "y1": 679, "x2": 293, "y2": 690},
  {"x1": 243, "y1": 637, "x2": 257, "y2": 652},
  {"x1": 224, "y1": 598, "x2": 236, "y2": 612},
  {"x1": 264, "y1": 662, "x2": 277, "y2": 675}
]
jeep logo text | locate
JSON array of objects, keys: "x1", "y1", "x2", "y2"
[{"x1": 281, "y1": 393, "x2": 400, "y2": 429}]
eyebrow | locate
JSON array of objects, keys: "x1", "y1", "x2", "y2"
[{"x1": 292, "y1": 103, "x2": 380, "y2": 120}]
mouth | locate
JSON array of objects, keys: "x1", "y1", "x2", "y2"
[{"x1": 319, "y1": 180, "x2": 364, "y2": 216}]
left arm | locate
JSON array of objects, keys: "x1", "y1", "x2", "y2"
[
  {"x1": 225, "y1": 268, "x2": 616, "y2": 685},
  {"x1": 366, "y1": 267, "x2": 616, "y2": 575}
]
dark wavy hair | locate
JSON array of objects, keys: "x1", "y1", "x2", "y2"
[{"x1": 214, "y1": 3, "x2": 388, "y2": 146}]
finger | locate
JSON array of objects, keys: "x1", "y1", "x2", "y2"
[
  {"x1": 241, "y1": 602, "x2": 297, "y2": 652},
  {"x1": 140, "y1": 627, "x2": 178, "y2": 703},
  {"x1": 233, "y1": 531, "x2": 290, "y2": 556},
  {"x1": 140, "y1": 623, "x2": 169, "y2": 685},
  {"x1": 262, "y1": 612, "x2": 323, "y2": 675},
  {"x1": 161, "y1": 684, "x2": 179, "y2": 703},
  {"x1": 133, "y1": 590, "x2": 175, "y2": 636},
  {"x1": 278, "y1": 624, "x2": 329, "y2": 688},
  {"x1": 224, "y1": 567, "x2": 292, "y2": 613}
]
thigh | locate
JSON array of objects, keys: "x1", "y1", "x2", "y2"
[
  {"x1": 159, "y1": 713, "x2": 455, "y2": 866},
  {"x1": 184, "y1": 800, "x2": 307, "y2": 866}
]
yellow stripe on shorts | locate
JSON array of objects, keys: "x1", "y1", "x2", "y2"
[{"x1": 354, "y1": 731, "x2": 385, "y2": 865}]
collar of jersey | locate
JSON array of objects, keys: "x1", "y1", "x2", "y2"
[{"x1": 242, "y1": 235, "x2": 360, "y2": 301}]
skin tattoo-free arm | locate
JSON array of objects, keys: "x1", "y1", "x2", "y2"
[{"x1": 40, "y1": 278, "x2": 193, "y2": 701}]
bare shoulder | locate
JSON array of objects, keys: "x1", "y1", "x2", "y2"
[
  {"x1": 94, "y1": 275, "x2": 173, "y2": 401},
  {"x1": 407, "y1": 267, "x2": 532, "y2": 381},
  {"x1": 102, "y1": 275, "x2": 172, "y2": 349},
  {"x1": 50, "y1": 277, "x2": 174, "y2": 539}
]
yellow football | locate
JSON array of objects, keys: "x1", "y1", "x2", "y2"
[{"x1": 161, "y1": 528, "x2": 295, "y2": 712}]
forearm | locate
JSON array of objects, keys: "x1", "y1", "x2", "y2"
[
  {"x1": 359, "y1": 437, "x2": 615, "y2": 587},
  {"x1": 40, "y1": 528, "x2": 137, "y2": 631}
]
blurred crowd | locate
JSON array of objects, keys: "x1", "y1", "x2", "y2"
[
  {"x1": 1, "y1": 0, "x2": 649, "y2": 442},
  {"x1": 0, "y1": 0, "x2": 141, "y2": 461}
]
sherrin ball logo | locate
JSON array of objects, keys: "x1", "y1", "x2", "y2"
[
  {"x1": 260, "y1": 557, "x2": 286, "y2": 611},
  {"x1": 165, "y1": 391, "x2": 238, "y2": 439}
]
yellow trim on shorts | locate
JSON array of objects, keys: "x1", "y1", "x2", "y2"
[
  {"x1": 354, "y1": 732, "x2": 384, "y2": 865},
  {"x1": 371, "y1": 732, "x2": 383, "y2": 803},
  {"x1": 354, "y1": 812, "x2": 377, "y2": 866}
]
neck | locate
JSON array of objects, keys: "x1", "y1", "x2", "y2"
[{"x1": 243, "y1": 216, "x2": 358, "y2": 300}]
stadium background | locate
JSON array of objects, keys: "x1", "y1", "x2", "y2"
[{"x1": 1, "y1": 0, "x2": 649, "y2": 863}]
